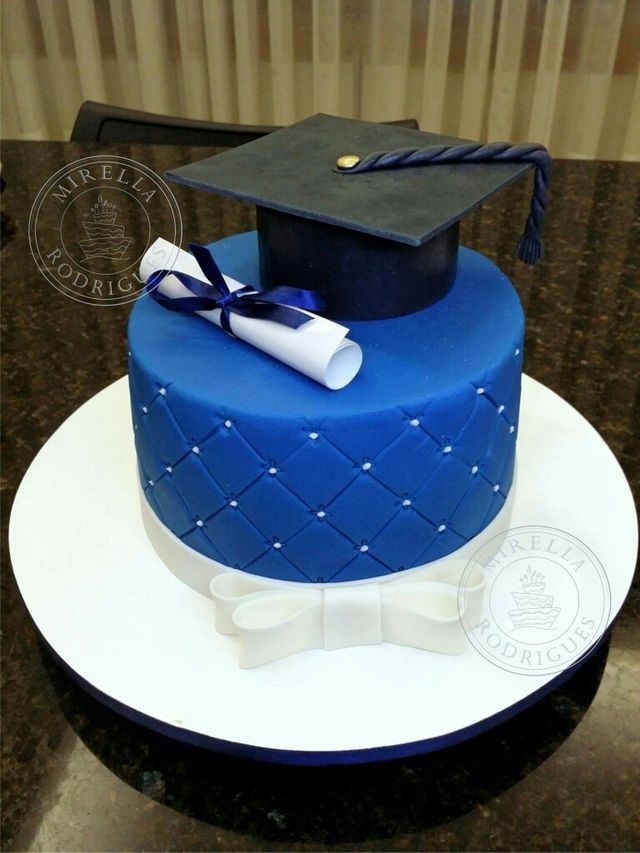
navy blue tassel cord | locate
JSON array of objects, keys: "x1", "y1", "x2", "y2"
[{"x1": 337, "y1": 142, "x2": 552, "y2": 265}]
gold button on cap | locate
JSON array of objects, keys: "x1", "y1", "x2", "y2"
[{"x1": 336, "y1": 154, "x2": 361, "y2": 170}]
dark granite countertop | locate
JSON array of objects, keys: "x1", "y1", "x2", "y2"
[{"x1": 1, "y1": 140, "x2": 638, "y2": 852}]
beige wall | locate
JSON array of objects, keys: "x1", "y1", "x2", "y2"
[{"x1": 1, "y1": 0, "x2": 638, "y2": 159}]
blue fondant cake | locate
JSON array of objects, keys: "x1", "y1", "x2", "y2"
[{"x1": 129, "y1": 230, "x2": 523, "y2": 583}]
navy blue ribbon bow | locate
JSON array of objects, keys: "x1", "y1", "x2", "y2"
[{"x1": 146, "y1": 243, "x2": 325, "y2": 335}]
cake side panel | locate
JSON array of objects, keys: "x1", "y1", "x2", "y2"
[
  {"x1": 128, "y1": 347, "x2": 522, "y2": 583},
  {"x1": 127, "y1": 236, "x2": 523, "y2": 584}
]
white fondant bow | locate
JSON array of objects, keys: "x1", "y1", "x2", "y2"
[{"x1": 210, "y1": 564, "x2": 485, "y2": 668}]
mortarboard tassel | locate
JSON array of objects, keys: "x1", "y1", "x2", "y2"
[{"x1": 336, "y1": 142, "x2": 552, "y2": 265}]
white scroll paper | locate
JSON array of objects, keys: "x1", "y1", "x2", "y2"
[{"x1": 139, "y1": 238, "x2": 362, "y2": 390}]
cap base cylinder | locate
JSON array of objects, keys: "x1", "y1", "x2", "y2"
[{"x1": 257, "y1": 207, "x2": 459, "y2": 321}]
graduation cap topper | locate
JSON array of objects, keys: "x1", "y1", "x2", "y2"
[{"x1": 168, "y1": 114, "x2": 552, "y2": 321}]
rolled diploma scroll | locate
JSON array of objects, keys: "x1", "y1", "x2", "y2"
[{"x1": 139, "y1": 238, "x2": 362, "y2": 390}]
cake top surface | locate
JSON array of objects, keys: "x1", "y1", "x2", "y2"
[
  {"x1": 166, "y1": 114, "x2": 531, "y2": 248},
  {"x1": 129, "y1": 232, "x2": 523, "y2": 420}
]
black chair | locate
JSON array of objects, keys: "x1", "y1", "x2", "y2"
[{"x1": 71, "y1": 101, "x2": 419, "y2": 146}]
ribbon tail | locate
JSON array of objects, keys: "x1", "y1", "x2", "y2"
[{"x1": 188, "y1": 243, "x2": 230, "y2": 294}]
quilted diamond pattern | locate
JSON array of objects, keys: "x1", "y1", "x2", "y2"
[
  {"x1": 135, "y1": 427, "x2": 166, "y2": 484},
  {"x1": 151, "y1": 476, "x2": 197, "y2": 538},
  {"x1": 454, "y1": 394, "x2": 505, "y2": 463},
  {"x1": 412, "y1": 454, "x2": 476, "y2": 522},
  {"x1": 372, "y1": 426, "x2": 443, "y2": 495},
  {"x1": 370, "y1": 509, "x2": 439, "y2": 571},
  {"x1": 182, "y1": 526, "x2": 227, "y2": 565},
  {"x1": 129, "y1": 341, "x2": 522, "y2": 583},
  {"x1": 448, "y1": 472, "x2": 507, "y2": 541},
  {"x1": 203, "y1": 506, "x2": 270, "y2": 569},
  {"x1": 320, "y1": 410, "x2": 408, "y2": 462},
  {"x1": 234, "y1": 474, "x2": 312, "y2": 542},
  {"x1": 170, "y1": 453, "x2": 229, "y2": 521},
  {"x1": 198, "y1": 425, "x2": 263, "y2": 495},
  {"x1": 420, "y1": 524, "x2": 468, "y2": 563},
  {"x1": 327, "y1": 474, "x2": 399, "y2": 542},
  {"x1": 278, "y1": 438, "x2": 358, "y2": 507},
  {"x1": 414, "y1": 394, "x2": 475, "y2": 446},
  {"x1": 283, "y1": 521, "x2": 359, "y2": 583},
  {"x1": 141, "y1": 475, "x2": 166, "y2": 524},
  {"x1": 142, "y1": 396, "x2": 193, "y2": 465},
  {"x1": 232, "y1": 418, "x2": 311, "y2": 466},
  {"x1": 480, "y1": 416, "x2": 514, "y2": 483}
]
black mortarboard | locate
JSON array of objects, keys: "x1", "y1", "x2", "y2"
[{"x1": 168, "y1": 114, "x2": 550, "y2": 320}]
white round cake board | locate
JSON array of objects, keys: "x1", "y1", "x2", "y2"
[{"x1": 9, "y1": 375, "x2": 637, "y2": 765}]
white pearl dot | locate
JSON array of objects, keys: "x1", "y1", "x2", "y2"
[
  {"x1": 142, "y1": 406, "x2": 148, "y2": 413},
  {"x1": 471, "y1": 465, "x2": 479, "y2": 474},
  {"x1": 273, "y1": 541, "x2": 282, "y2": 549},
  {"x1": 515, "y1": 348, "x2": 520, "y2": 356},
  {"x1": 494, "y1": 484, "x2": 500, "y2": 493},
  {"x1": 159, "y1": 388, "x2": 166, "y2": 396},
  {"x1": 509, "y1": 425, "x2": 515, "y2": 434},
  {"x1": 498, "y1": 405, "x2": 505, "y2": 414},
  {"x1": 477, "y1": 387, "x2": 485, "y2": 395},
  {"x1": 224, "y1": 419, "x2": 232, "y2": 428},
  {"x1": 316, "y1": 510, "x2": 326, "y2": 518},
  {"x1": 196, "y1": 519, "x2": 204, "y2": 527},
  {"x1": 410, "y1": 418, "x2": 420, "y2": 427},
  {"x1": 438, "y1": 524, "x2": 446, "y2": 533},
  {"x1": 402, "y1": 499, "x2": 412, "y2": 507},
  {"x1": 308, "y1": 431, "x2": 319, "y2": 440},
  {"x1": 192, "y1": 446, "x2": 200, "y2": 454},
  {"x1": 443, "y1": 445, "x2": 452, "y2": 454},
  {"x1": 166, "y1": 466, "x2": 172, "y2": 473},
  {"x1": 360, "y1": 544, "x2": 369, "y2": 553},
  {"x1": 362, "y1": 461, "x2": 372, "y2": 471},
  {"x1": 268, "y1": 467, "x2": 277, "y2": 475},
  {"x1": 229, "y1": 499, "x2": 238, "y2": 508},
  {"x1": 148, "y1": 480, "x2": 154, "y2": 487},
  {"x1": 128, "y1": 351, "x2": 132, "y2": 357}
]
